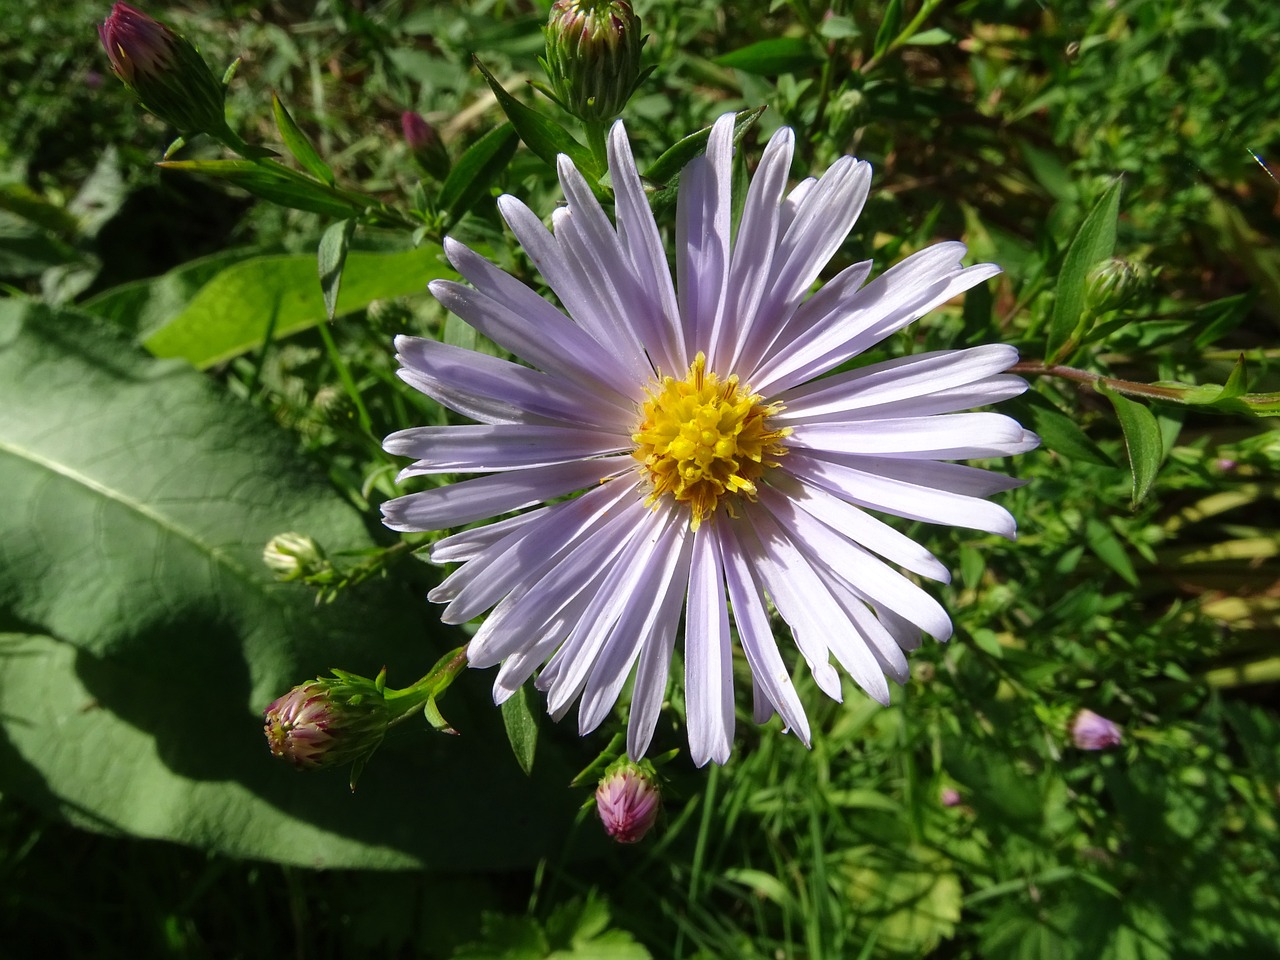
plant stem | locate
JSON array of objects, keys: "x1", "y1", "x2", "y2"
[{"x1": 1010, "y1": 361, "x2": 1188, "y2": 401}]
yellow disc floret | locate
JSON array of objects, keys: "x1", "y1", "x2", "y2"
[{"x1": 632, "y1": 353, "x2": 790, "y2": 529}]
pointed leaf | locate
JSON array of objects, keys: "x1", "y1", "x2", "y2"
[
  {"x1": 438, "y1": 123, "x2": 520, "y2": 227},
  {"x1": 1096, "y1": 383, "x2": 1163, "y2": 506},
  {"x1": 272, "y1": 93, "x2": 335, "y2": 186},
  {"x1": 873, "y1": 0, "x2": 905, "y2": 58},
  {"x1": 473, "y1": 57, "x2": 599, "y2": 179},
  {"x1": 501, "y1": 684, "x2": 540, "y2": 776},
  {"x1": 1046, "y1": 177, "x2": 1123, "y2": 363},
  {"x1": 318, "y1": 218, "x2": 356, "y2": 321},
  {"x1": 158, "y1": 158, "x2": 363, "y2": 219},
  {"x1": 714, "y1": 38, "x2": 821, "y2": 76},
  {"x1": 1011, "y1": 393, "x2": 1116, "y2": 468},
  {"x1": 644, "y1": 106, "x2": 766, "y2": 187}
]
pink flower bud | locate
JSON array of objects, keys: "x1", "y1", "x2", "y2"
[
  {"x1": 400, "y1": 111, "x2": 450, "y2": 180},
  {"x1": 97, "y1": 3, "x2": 229, "y2": 136},
  {"x1": 98, "y1": 2, "x2": 174, "y2": 85},
  {"x1": 263, "y1": 672, "x2": 395, "y2": 770},
  {"x1": 1070, "y1": 709, "x2": 1123, "y2": 750},
  {"x1": 596, "y1": 762, "x2": 660, "y2": 843},
  {"x1": 940, "y1": 787, "x2": 962, "y2": 807}
]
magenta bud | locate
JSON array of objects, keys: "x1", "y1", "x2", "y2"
[
  {"x1": 400, "y1": 110, "x2": 450, "y2": 181},
  {"x1": 263, "y1": 672, "x2": 395, "y2": 771},
  {"x1": 940, "y1": 787, "x2": 962, "y2": 808},
  {"x1": 596, "y1": 761, "x2": 660, "y2": 843},
  {"x1": 97, "y1": 3, "x2": 229, "y2": 136},
  {"x1": 1070, "y1": 709, "x2": 1123, "y2": 750}
]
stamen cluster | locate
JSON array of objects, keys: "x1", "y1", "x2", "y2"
[{"x1": 632, "y1": 353, "x2": 789, "y2": 529}]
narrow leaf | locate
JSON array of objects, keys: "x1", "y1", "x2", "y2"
[
  {"x1": 1084, "y1": 517, "x2": 1139, "y2": 586},
  {"x1": 873, "y1": 0, "x2": 905, "y2": 58},
  {"x1": 501, "y1": 685, "x2": 540, "y2": 776},
  {"x1": 644, "y1": 106, "x2": 766, "y2": 187},
  {"x1": 714, "y1": 38, "x2": 821, "y2": 76},
  {"x1": 473, "y1": 57, "x2": 599, "y2": 180},
  {"x1": 1097, "y1": 383, "x2": 1162, "y2": 506},
  {"x1": 437, "y1": 123, "x2": 520, "y2": 227},
  {"x1": 158, "y1": 159, "x2": 363, "y2": 219},
  {"x1": 318, "y1": 219, "x2": 356, "y2": 321},
  {"x1": 1046, "y1": 177, "x2": 1123, "y2": 363},
  {"x1": 272, "y1": 93, "x2": 335, "y2": 186},
  {"x1": 1011, "y1": 393, "x2": 1116, "y2": 468}
]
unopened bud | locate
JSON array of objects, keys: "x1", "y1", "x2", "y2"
[
  {"x1": 1084, "y1": 257, "x2": 1152, "y2": 315},
  {"x1": 1070, "y1": 709, "x2": 1123, "y2": 750},
  {"x1": 940, "y1": 787, "x2": 962, "y2": 808},
  {"x1": 542, "y1": 0, "x2": 645, "y2": 123},
  {"x1": 98, "y1": 2, "x2": 229, "y2": 137},
  {"x1": 400, "y1": 111, "x2": 451, "y2": 181},
  {"x1": 263, "y1": 671, "x2": 395, "y2": 770},
  {"x1": 595, "y1": 759, "x2": 660, "y2": 843},
  {"x1": 263, "y1": 531, "x2": 325, "y2": 581}
]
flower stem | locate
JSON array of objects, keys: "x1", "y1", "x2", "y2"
[{"x1": 1009, "y1": 361, "x2": 1188, "y2": 402}]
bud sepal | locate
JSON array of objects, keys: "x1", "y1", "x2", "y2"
[{"x1": 263, "y1": 644, "x2": 469, "y2": 788}]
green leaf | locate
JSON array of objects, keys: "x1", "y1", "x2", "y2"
[
  {"x1": 271, "y1": 93, "x2": 335, "y2": 186},
  {"x1": 318, "y1": 218, "x2": 356, "y2": 321},
  {"x1": 0, "y1": 301, "x2": 577, "y2": 869},
  {"x1": 1096, "y1": 384, "x2": 1163, "y2": 506},
  {"x1": 438, "y1": 123, "x2": 520, "y2": 227},
  {"x1": 144, "y1": 242, "x2": 450, "y2": 368},
  {"x1": 1045, "y1": 177, "x2": 1123, "y2": 363},
  {"x1": 80, "y1": 248, "x2": 263, "y2": 339},
  {"x1": 473, "y1": 57, "x2": 600, "y2": 180},
  {"x1": 500, "y1": 684, "x2": 540, "y2": 776},
  {"x1": 1011, "y1": 393, "x2": 1116, "y2": 468},
  {"x1": 873, "y1": 0, "x2": 905, "y2": 58},
  {"x1": 643, "y1": 106, "x2": 766, "y2": 187},
  {"x1": 1084, "y1": 516, "x2": 1139, "y2": 586},
  {"x1": 714, "y1": 38, "x2": 822, "y2": 76},
  {"x1": 906, "y1": 27, "x2": 955, "y2": 45},
  {"x1": 158, "y1": 159, "x2": 364, "y2": 220}
]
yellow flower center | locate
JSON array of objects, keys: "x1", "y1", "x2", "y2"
[{"x1": 632, "y1": 353, "x2": 790, "y2": 529}]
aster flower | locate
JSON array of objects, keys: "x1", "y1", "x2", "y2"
[{"x1": 381, "y1": 114, "x2": 1037, "y2": 766}]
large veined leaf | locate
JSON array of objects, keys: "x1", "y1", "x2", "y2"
[{"x1": 0, "y1": 300, "x2": 577, "y2": 869}]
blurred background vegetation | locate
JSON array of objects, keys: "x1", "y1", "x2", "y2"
[{"x1": 1, "y1": 0, "x2": 1277, "y2": 957}]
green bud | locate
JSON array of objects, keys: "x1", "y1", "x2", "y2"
[
  {"x1": 1084, "y1": 257, "x2": 1153, "y2": 315},
  {"x1": 542, "y1": 0, "x2": 645, "y2": 123},
  {"x1": 263, "y1": 671, "x2": 396, "y2": 772},
  {"x1": 98, "y1": 3, "x2": 230, "y2": 137},
  {"x1": 262, "y1": 531, "x2": 326, "y2": 581}
]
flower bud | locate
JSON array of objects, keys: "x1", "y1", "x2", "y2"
[
  {"x1": 98, "y1": 3, "x2": 230, "y2": 137},
  {"x1": 400, "y1": 111, "x2": 451, "y2": 181},
  {"x1": 262, "y1": 531, "x2": 325, "y2": 581},
  {"x1": 595, "y1": 759, "x2": 660, "y2": 843},
  {"x1": 542, "y1": 0, "x2": 645, "y2": 123},
  {"x1": 1084, "y1": 257, "x2": 1152, "y2": 315},
  {"x1": 940, "y1": 787, "x2": 962, "y2": 808},
  {"x1": 1070, "y1": 709, "x2": 1123, "y2": 750},
  {"x1": 263, "y1": 672, "x2": 396, "y2": 770}
]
